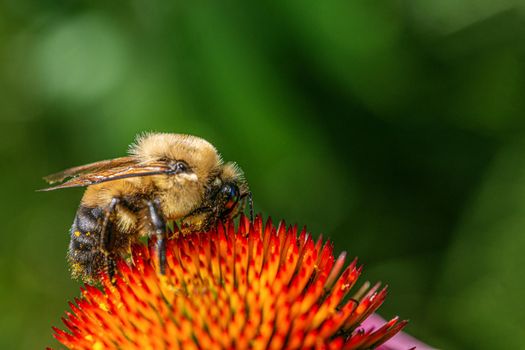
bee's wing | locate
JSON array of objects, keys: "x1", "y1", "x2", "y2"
[
  {"x1": 40, "y1": 159, "x2": 171, "y2": 191},
  {"x1": 43, "y1": 156, "x2": 137, "y2": 184}
]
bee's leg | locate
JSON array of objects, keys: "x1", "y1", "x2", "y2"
[
  {"x1": 185, "y1": 206, "x2": 213, "y2": 217},
  {"x1": 238, "y1": 191, "x2": 254, "y2": 222},
  {"x1": 181, "y1": 206, "x2": 213, "y2": 232},
  {"x1": 99, "y1": 197, "x2": 120, "y2": 280},
  {"x1": 146, "y1": 199, "x2": 167, "y2": 275},
  {"x1": 247, "y1": 191, "x2": 254, "y2": 222}
]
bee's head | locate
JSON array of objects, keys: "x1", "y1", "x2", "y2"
[{"x1": 208, "y1": 162, "x2": 249, "y2": 218}]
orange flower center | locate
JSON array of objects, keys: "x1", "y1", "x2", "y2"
[{"x1": 52, "y1": 216, "x2": 406, "y2": 350}]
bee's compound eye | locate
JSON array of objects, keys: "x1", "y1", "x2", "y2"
[
  {"x1": 221, "y1": 183, "x2": 240, "y2": 210},
  {"x1": 221, "y1": 183, "x2": 234, "y2": 197}
]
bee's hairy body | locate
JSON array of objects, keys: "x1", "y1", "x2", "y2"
[{"x1": 46, "y1": 133, "x2": 250, "y2": 283}]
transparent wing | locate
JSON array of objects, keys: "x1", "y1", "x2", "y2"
[
  {"x1": 40, "y1": 159, "x2": 171, "y2": 191},
  {"x1": 43, "y1": 156, "x2": 137, "y2": 184}
]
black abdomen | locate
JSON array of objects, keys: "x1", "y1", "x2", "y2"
[{"x1": 68, "y1": 206, "x2": 106, "y2": 281}]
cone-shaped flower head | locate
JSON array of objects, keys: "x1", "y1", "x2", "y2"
[{"x1": 52, "y1": 216, "x2": 407, "y2": 349}]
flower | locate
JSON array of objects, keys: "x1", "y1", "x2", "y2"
[{"x1": 52, "y1": 215, "x2": 408, "y2": 350}]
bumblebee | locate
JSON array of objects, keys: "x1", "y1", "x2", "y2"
[{"x1": 42, "y1": 133, "x2": 252, "y2": 283}]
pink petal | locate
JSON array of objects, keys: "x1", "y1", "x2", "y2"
[{"x1": 363, "y1": 313, "x2": 435, "y2": 350}]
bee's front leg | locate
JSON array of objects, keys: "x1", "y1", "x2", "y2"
[
  {"x1": 146, "y1": 199, "x2": 167, "y2": 275},
  {"x1": 237, "y1": 191, "x2": 254, "y2": 222},
  {"x1": 247, "y1": 191, "x2": 254, "y2": 222}
]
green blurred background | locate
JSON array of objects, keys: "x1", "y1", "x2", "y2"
[{"x1": 1, "y1": 1, "x2": 525, "y2": 349}]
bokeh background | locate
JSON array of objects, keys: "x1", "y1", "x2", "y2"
[{"x1": 1, "y1": 1, "x2": 525, "y2": 349}]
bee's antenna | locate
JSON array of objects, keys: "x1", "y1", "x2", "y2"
[{"x1": 247, "y1": 191, "x2": 254, "y2": 222}]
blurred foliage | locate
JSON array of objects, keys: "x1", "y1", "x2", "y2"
[{"x1": 1, "y1": 1, "x2": 525, "y2": 349}]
